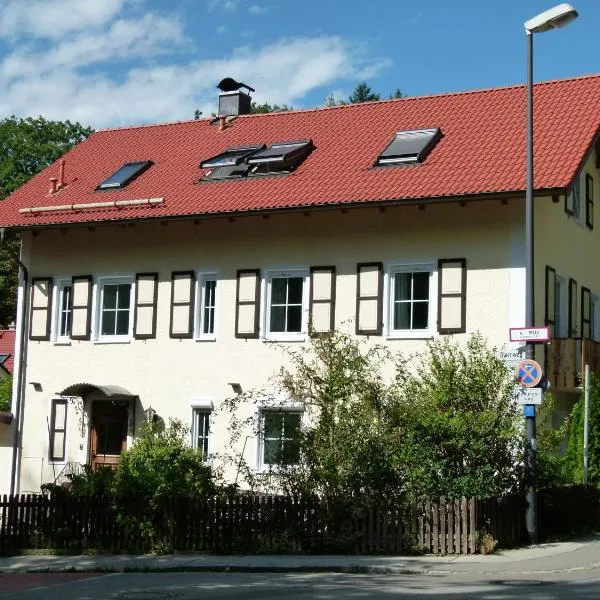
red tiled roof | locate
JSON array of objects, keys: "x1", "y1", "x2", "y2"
[
  {"x1": 0, "y1": 74, "x2": 599, "y2": 229},
  {"x1": 0, "y1": 329, "x2": 16, "y2": 375}
]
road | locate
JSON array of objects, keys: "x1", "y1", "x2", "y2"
[{"x1": 2, "y1": 569, "x2": 600, "y2": 599}]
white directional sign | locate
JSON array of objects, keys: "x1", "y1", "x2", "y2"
[
  {"x1": 509, "y1": 327, "x2": 550, "y2": 343},
  {"x1": 496, "y1": 344, "x2": 526, "y2": 367},
  {"x1": 513, "y1": 386, "x2": 543, "y2": 405}
]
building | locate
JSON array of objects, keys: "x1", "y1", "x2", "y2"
[{"x1": 0, "y1": 74, "x2": 599, "y2": 493}]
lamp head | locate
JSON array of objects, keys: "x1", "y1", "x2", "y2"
[{"x1": 525, "y1": 3, "x2": 578, "y2": 33}]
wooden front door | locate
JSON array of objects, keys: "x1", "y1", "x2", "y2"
[{"x1": 90, "y1": 402, "x2": 128, "y2": 470}]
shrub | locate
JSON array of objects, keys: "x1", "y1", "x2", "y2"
[{"x1": 0, "y1": 375, "x2": 12, "y2": 412}]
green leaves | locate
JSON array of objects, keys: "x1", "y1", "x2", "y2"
[{"x1": 0, "y1": 374, "x2": 12, "y2": 412}]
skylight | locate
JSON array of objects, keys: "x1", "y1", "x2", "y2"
[
  {"x1": 200, "y1": 145, "x2": 265, "y2": 169},
  {"x1": 376, "y1": 128, "x2": 442, "y2": 166},
  {"x1": 97, "y1": 161, "x2": 153, "y2": 190},
  {"x1": 247, "y1": 140, "x2": 314, "y2": 175},
  {"x1": 202, "y1": 165, "x2": 252, "y2": 181}
]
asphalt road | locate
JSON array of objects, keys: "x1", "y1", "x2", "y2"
[{"x1": 3, "y1": 570, "x2": 600, "y2": 600}]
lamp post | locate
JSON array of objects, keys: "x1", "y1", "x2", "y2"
[{"x1": 523, "y1": 3, "x2": 578, "y2": 543}]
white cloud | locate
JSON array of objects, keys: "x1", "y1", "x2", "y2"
[
  {"x1": 208, "y1": 0, "x2": 238, "y2": 11},
  {"x1": 248, "y1": 4, "x2": 268, "y2": 15},
  {"x1": 0, "y1": 0, "x2": 129, "y2": 40},
  {"x1": 1, "y1": 14, "x2": 185, "y2": 80},
  {"x1": 0, "y1": 0, "x2": 391, "y2": 129},
  {"x1": 216, "y1": 24, "x2": 228, "y2": 34}
]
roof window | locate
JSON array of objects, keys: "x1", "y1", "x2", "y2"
[
  {"x1": 200, "y1": 145, "x2": 265, "y2": 169},
  {"x1": 247, "y1": 139, "x2": 314, "y2": 175},
  {"x1": 376, "y1": 128, "x2": 441, "y2": 166},
  {"x1": 97, "y1": 161, "x2": 153, "y2": 190}
]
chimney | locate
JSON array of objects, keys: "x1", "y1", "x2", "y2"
[{"x1": 216, "y1": 77, "x2": 255, "y2": 117}]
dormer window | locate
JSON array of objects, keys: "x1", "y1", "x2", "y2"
[
  {"x1": 376, "y1": 128, "x2": 441, "y2": 166},
  {"x1": 97, "y1": 161, "x2": 153, "y2": 190},
  {"x1": 200, "y1": 145, "x2": 265, "y2": 181},
  {"x1": 248, "y1": 140, "x2": 314, "y2": 175}
]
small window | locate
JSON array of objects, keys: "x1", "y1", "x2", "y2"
[
  {"x1": 388, "y1": 264, "x2": 436, "y2": 337},
  {"x1": 592, "y1": 294, "x2": 600, "y2": 342},
  {"x1": 200, "y1": 145, "x2": 265, "y2": 169},
  {"x1": 376, "y1": 128, "x2": 441, "y2": 165},
  {"x1": 265, "y1": 270, "x2": 308, "y2": 340},
  {"x1": 259, "y1": 409, "x2": 301, "y2": 469},
  {"x1": 49, "y1": 399, "x2": 67, "y2": 462},
  {"x1": 248, "y1": 140, "x2": 314, "y2": 175},
  {"x1": 97, "y1": 278, "x2": 133, "y2": 340},
  {"x1": 54, "y1": 280, "x2": 72, "y2": 341},
  {"x1": 586, "y1": 174, "x2": 594, "y2": 229},
  {"x1": 554, "y1": 275, "x2": 568, "y2": 338},
  {"x1": 192, "y1": 408, "x2": 211, "y2": 457},
  {"x1": 196, "y1": 274, "x2": 218, "y2": 340},
  {"x1": 97, "y1": 161, "x2": 153, "y2": 190}
]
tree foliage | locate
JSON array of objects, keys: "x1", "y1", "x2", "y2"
[
  {"x1": 0, "y1": 374, "x2": 12, "y2": 412},
  {"x1": 348, "y1": 82, "x2": 381, "y2": 103},
  {"x1": 0, "y1": 116, "x2": 93, "y2": 327},
  {"x1": 221, "y1": 332, "x2": 525, "y2": 502},
  {"x1": 565, "y1": 374, "x2": 600, "y2": 485},
  {"x1": 250, "y1": 101, "x2": 292, "y2": 114}
]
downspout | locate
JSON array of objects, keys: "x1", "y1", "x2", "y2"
[{"x1": 0, "y1": 228, "x2": 30, "y2": 497}]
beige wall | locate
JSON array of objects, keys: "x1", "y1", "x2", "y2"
[{"x1": 13, "y1": 199, "x2": 526, "y2": 492}]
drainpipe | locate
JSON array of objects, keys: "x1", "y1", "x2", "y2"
[{"x1": 0, "y1": 228, "x2": 30, "y2": 497}]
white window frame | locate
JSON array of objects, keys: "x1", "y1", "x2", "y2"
[
  {"x1": 256, "y1": 401, "x2": 304, "y2": 473},
  {"x1": 51, "y1": 277, "x2": 73, "y2": 344},
  {"x1": 385, "y1": 261, "x2": 437, "y2": 339},
  {"x1": 568, "y1": 174, "x2": 585, "y2": 227},
  {"x1": 262, "y1": 268, "x2": 309, "y2": 342},
  {"x1": 189, "y1": 397, "x2": 214, "y2": 458},
  {"x1": 195, "y1": 272, "x2": 218, "y2": 341},
  {"x1": 93, "y1": 275, "x2": 135, "y2": 343}
]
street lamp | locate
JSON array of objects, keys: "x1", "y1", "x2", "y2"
[{"x1": 523, "y1": 2, "x2": 578, "y2": 544}]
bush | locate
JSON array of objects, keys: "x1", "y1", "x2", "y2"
[{"x1": 0, "y1": 375, "x2": 12, "y2": 412}]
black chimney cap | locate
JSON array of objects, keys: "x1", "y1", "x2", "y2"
[{"x1": 217, "y1": 77, "x2": 255, "y2": 93}]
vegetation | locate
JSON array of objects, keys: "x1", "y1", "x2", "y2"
[
  {"x1": 0, "y1": 116, "x2": 93, "y2": 326},
  {"x1": 220, "y1": 332, "x2": 524, "y2": 502},
  {"x1": 0, "y1": 374, "x2": 11, "y2": 412}
]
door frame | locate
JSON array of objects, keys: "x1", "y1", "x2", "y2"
[{"x1": 87, "y1": 397, "x2": 132, "y2": 469}]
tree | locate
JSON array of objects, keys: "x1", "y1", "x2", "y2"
[
  {"x1": 220, "y1": 332, "x2": 525, "y2": 502},
  {"x1": 348, "y1": 82, "x2": 380, "y2": 103},
  {"x1": 0, "y1": 116, "x2": 93, "y2": 326},
  {"x1": 390, "y1": 88, "x2": 403, "y2": 99},
  {"x1": 250, "y1": 101, "x2": 292, "y2": 114}
]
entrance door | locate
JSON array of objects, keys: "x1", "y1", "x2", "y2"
[{"x1": 90, "y1": 401, "x2": 128, "y2": 470}]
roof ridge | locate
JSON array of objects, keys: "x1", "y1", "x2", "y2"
[{"x1": 95, "y1": 73, "x2": 600, "y2": 134}]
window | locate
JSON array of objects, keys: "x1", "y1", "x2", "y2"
[
  {"x1": 265, "y1": 270, "x2": 308, "y2": 340},
  {"x1": 192, "y1": 409, "x2": 211, "y2": 456},
  {"x1": 49, "y1": 399, "x2": 67, "y2": 462},
  {"x1": 387, "y1": 264, "x2": 435, "y2": 337},
  {"x1": 54, "y1": 279, "x2": 72, "y2": 341},
  {"x1": 586, "y1": 174, "x2": 594, "y2": 229},
  {"x1": 376, "y1": 128, "x2": 441, "y2": 166},
  {"x1": 247, "y1": 140, "x2": 314, "y2": 176},
  {"x1": 196, "y1": 274, "x2": 218, "y2": 340},
  {"x1": 200, "y1": 145, "x2": 264, "y2": 169},
  {"x1": 96, "y1": 278, "x2": 133, "y2": 341},
  {"x1": 554, "y1": 275, "x2": 568, "y2": 338},
  {"x1": 97, "y1": 161, "x2": 153, "y2": 190},
  {"x1": 592, "y1": 294, "x2": 600, "y2": 342},
  {"x1": 259, "y1": 409, "x2": 301, "y2": 469}
]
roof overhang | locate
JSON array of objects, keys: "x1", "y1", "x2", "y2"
[
  {"x1": 59, "y1": 383, "x2": 136, "y2": 399},
  {"x1": 3, "y1": 187, "x2": 567, "y2": 234}
]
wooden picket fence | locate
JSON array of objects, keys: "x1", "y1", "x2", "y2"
[{"x1": 0, "y1": 493, "x2": 526, "y2": 555}]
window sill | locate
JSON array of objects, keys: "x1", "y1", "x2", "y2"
[
  {"x1": 195, "y1": 336, "x2": 217, "y2": 343},
  {"x1": 93, "y1": 338, "x2": 132, "y2": 345},
  {"x1": 262, "y1": 334, "x2": 306, "y2": 343},
  {"x1": 53, "y1": 340, "x2": 72, "y2": 346},
  {"x1": 386, "y1": 331, "x2": 434, "y2": 340},
  {"x1": 256, "y1": 464, "x2": 299, "y2": 475}
]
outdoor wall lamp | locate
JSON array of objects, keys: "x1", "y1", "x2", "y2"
[{"x1": 228, "y1": 382, "x2": 243, "y2": 395}]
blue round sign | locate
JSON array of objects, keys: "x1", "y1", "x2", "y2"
[{"x1": 515, "y1": 359, "x2": 543, "y2": 388}]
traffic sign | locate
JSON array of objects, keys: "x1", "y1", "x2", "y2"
[
  {"x1": 515, "y1": 359, "x2": 543, "y2": 388},
  {"x1": 509, "y1": 327, "x2": 550, "y2": 343},
  {"x1": 514, "y1": 387, "x2": 543, "y2": 405}
]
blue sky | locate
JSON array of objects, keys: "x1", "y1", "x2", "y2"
[{"x1": 0, "y1": 0, "x2": 596, "y2": 128}]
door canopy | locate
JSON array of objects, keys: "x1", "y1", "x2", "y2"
[{"x1": 59, "y1": 383, "x2": 136, "y2": 399}]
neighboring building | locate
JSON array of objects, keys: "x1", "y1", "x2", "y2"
[
  {"x1": 0, "y1": 74, "x2": 599, "y2": 493},
  {"x1": 0, "y1": 329, "x2": 15, "y2": 379}
]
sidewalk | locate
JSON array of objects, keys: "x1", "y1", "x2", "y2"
[{"x1": 2, "y1": 538, "x2": 600, "y2": 576}]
